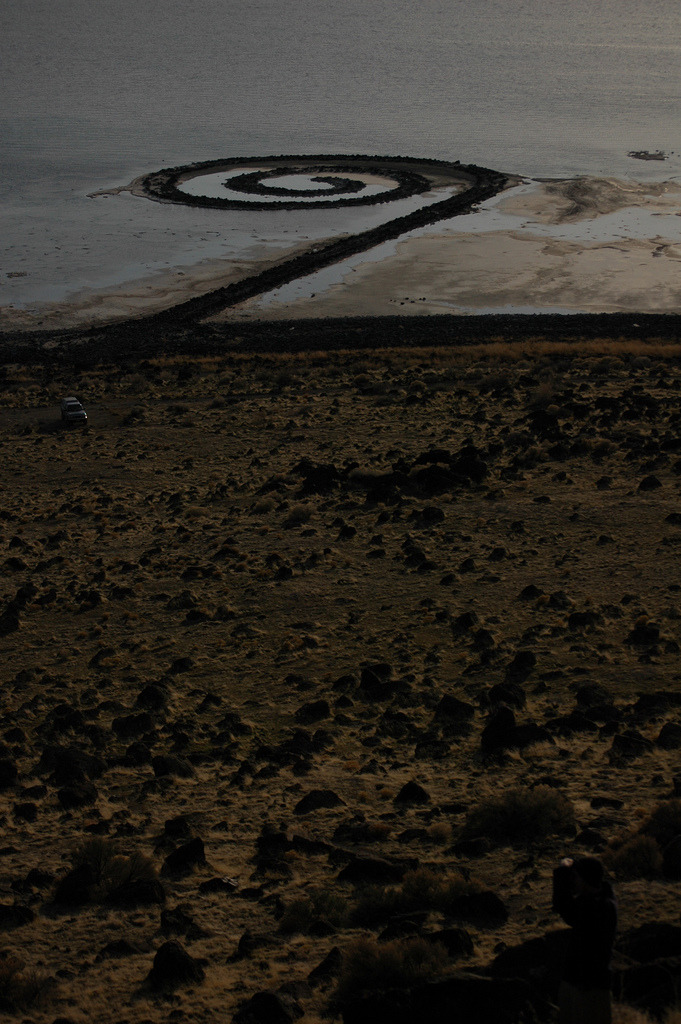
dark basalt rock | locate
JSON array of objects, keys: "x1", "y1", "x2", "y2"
[
  {"x1": 450, "y1": 610, "x2": 477, "y2": 634},
  {"x1": 58, "y1": 779, "x2": 98, "y2": 809},
  {"x1": 340, "y1": 972, "x2": 539, "y2": 1024},
  {"x1": 294, "y1": 700, "x2": 330, "y2": 724},
  {"x1": 662, "y1": 837, "x2": 681, "y2": 880},
  {"x1": 488, "y1": 682, "x2": 526, "y2": 709},
  {"x1": 505, "y1": 650, "x2": 537, "y2": 682},
  {"x1": 656, "y1": 722, "x2": 681, "y2": 749},
  {"x1": 112, "y1": 712, "x2": 154, "y2": 739},
  {"x1": 608, "y1": 730, "x2": 654, "y2": 761},
  {"x1": 619, "y1": 922, "x2": 681, "y2": 963},
  {"x1": 234, "y1": 989, "x2": 304, "y2": 1024},
  {"x1": 96, "y1": 938, "x2": 140, "y2": 961},
  {"x1": 337, "y1": 855, "x2": 414, "y2": 884},
  {"x1": 106, "y1": 878, "x2": 166, "y2": 907},
  {"x1": 39, "y1": 743, "x2": 105, "y2": 784},
  {"x1": 161, "y1": 838, "x2": 206, "y2": 876},
  {"x1": 293, "y1": 789, "x2": 345, "y2": 815},
  {"x1": 480, "y1": 706, "x2": 516, "y2": 753},
  {"x1": 0, "y1": 903, "x2": 35, "y2": 930},
  {"x1": 308, "y1": 945, "x2": 342, "y2": 986},
  {"x1": 427, "y1": 927, "x2": 474, "y2": 958},
  {"x1": 53, "y1": 863, "x2": 97, "y2": 906},
  {"x1": 394, "y1": 781, "x2": 430, "y2": 805},
  {"x1": 627, "y1": 622, "x2": 661, "y2": 645},
  {"x1": 152, "y1": 754, "x2": 195, "y2": 778},
  {"x1": 568, "y1": 610, "x2": 602, "y2": 631},
  {"x1": 434, "y1": 695, "x2": 475, "y2": 723},
  {"x1": 146, "y1": 939, "x2": 204, "y2": 990},
  {"x1": 0, "y1": 758, "x2": 18, "y2": 790}
]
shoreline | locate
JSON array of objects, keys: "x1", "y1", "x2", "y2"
[
  {"x1": 2, "y1": 170, "x2": 681, "y2": 352},
  {"x1": 2, "y1": 312, "x2": 681, "y2": 369}
]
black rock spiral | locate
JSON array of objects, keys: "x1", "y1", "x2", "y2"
[{"x1": 132, "y1": 154, "x2": 510, "y2": 326}]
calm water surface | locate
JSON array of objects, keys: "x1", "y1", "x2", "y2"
[{"x1": 1, "y1": 0, "x2": 680, "y2": 309}]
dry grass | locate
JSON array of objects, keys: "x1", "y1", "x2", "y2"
[
  {"x1": 335, "y1": 935, "x2": 450, "y2": 1002},
  {"x1": 3, "y1": 349, "x2": 681, "y2": 1023},
  {"x1": 351, "y1": 868, "x2": 480, "y2": 926}
]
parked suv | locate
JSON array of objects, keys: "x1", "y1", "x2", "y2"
[{"x1": 60, "y1": 397, "x2": 88, "y2": 426}]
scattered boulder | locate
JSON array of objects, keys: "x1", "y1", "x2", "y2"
[
  {"x1": 53, "y1": 863, "x2": 97, "y2": 906},
  {"x1": 337, "y1": 855, "x2": 412, "y2": 884},
  {"x1": 0, "y1": 904, "x2": 35, "y2": 930},
  {"x1": 106, "y1": 878, "x2": 165, "y2": 907},
  {"x1": 308, "y1": 945, "x2": 342, "y2": 987},
  {"x1": 609, "y1": 730, "x2": 654, "y2": 762},
  {"x1": 152, "y1": 754, "x2": 195, "y2": 778},
  {"x1": 234, "y1": 990, "x2": 303, "y2": 1024},
  {"x1": 340, "y1": 972, "x2": 538, "y2": 1024},
  {"x1": 618, "y1": 922, "x2": 681, "y2": 963},
  {"x1": 394, "y1": 781, "x2": 430, "y2": 805},
  {"x1": 505, "y1": 651, "x2": 537, "y2": 682},
  {"x1": 656, "y1": 722, "x2": 681, "y2": 749},
  {"x1": 161, "y1": 838, "x2": 206, "y2": 876},
  {"x1": 662, "y1": 837, "x2": 681, "y2": 880},
  {"x1": 294, "y1": 789, "x2": 345, "y2": 815},
  {"x1": 480, "y1": 706, "x2": 516, "y2": 753},
  {"x1": 58, "y1": 780, "x2": 98, "y2": 809},
  {"x1": 0, "y1": 758, "x2": 18, "y2": 790},
  {"x1": 294, "y1": 700, "x2": 330, "y2": 725},
  {"x1": 146, "y1": 939, "x2": 204, "y2": 990}
]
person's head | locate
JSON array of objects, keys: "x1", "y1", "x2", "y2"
[{"x1": 573, "y1": 856, "x2": 605, "y2": 893}]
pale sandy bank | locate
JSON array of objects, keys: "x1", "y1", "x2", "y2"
[{"x1": 2, "y1": 177, "x2": 681, "y2": 332}]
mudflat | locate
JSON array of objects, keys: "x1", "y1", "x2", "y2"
[{"x1": 2, "y1": 339, "x2": 681, "y2": 1022}]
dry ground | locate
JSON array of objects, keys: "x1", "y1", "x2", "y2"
[{"x1": 2, "y1": 341, "x2": 681, "y2": 1022}]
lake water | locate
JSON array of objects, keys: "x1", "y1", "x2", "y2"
[{"x1": 1, "y1": 0, "x2": 680, "y2": 314}]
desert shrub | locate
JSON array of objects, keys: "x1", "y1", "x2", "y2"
[
  {"x1": 461, "y1": 785, "x2": 575, "y2": 847},
  {"x1": 279, "y1": 888, "x2": 348, "y2": 934},
  {"x1": 528, "y1": 380, "x2": 555, "y2": 409},
  {"x1": 0, "y1": 953, "x2": 55, "y2": 1012},
  {"x1": 335, "y1": 935, "x2": 449, "y2": 1003},
  {"x1": 640, "y1": 799, "x2": 681, "y2": 849},
  {"x1": 123, "y1": 406, "x2": 147, "y2": 424},
  {"x1": 282, "y1": 503, "x2": 311, "y2": 529},
  {"x1": 71, "y1": 838, "x2": 157, "y2": 898},
  {"x1": 604, "y1": 835, "x2": 662, "y2": 880},
  {"x1": 352, "y1": 867, "x2": 477, "y2": 926}
]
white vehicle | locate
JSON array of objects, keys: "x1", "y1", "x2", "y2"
[{"x1": 60, "y1": 397, "x2": 88, "y2": 425}]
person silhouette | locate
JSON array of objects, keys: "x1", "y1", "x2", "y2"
[{"x1": 552, "y1": 856, "x2": 617, "y2": 1024}]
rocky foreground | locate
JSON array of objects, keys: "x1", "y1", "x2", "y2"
[{"x1": 2, "y1": 340, "x2": 681, "y2": 1023}]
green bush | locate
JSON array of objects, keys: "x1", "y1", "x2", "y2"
[
  {"x1": 335, "y1": 935, "x2": 449, "y2": 1003},
  {"x1": 461, "y1": 785, "x2": 576, "y2": 847}
]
